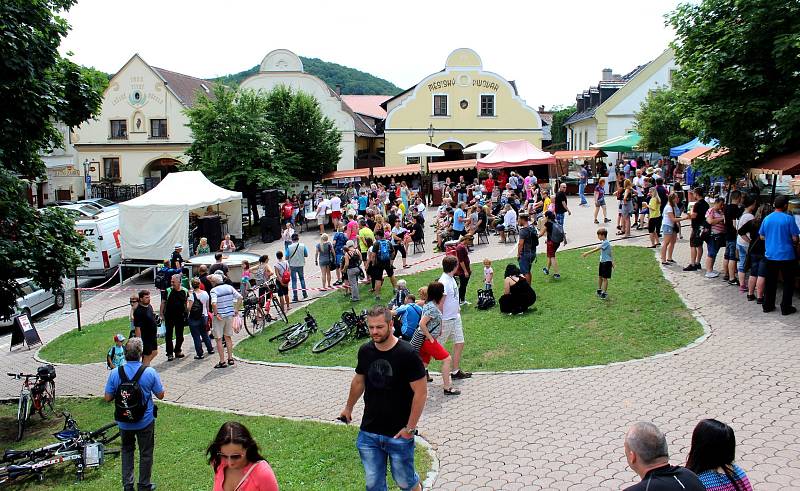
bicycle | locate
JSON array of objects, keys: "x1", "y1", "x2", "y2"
[
  {"x1": 0, "y1": 412, "x2": 119, "y2": 484},
  {"x1": 268, "y1": 309, "x2": 318, "y2": 352},
  {"x1": 242, "y1": 279, "x2": 287, "y2": 337},
  {"x1": 7, "y1": 365, "x2": 57, "y2": 441},
  {"x1": 312, "y1": 309, "x2": 369, "y2": 353}
]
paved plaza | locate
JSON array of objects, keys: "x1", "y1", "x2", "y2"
[{"x1": 2, "y1": 196, "x2": 799, "y2": 490}]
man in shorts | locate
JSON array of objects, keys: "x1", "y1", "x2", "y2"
[
  {"x1": 438, "y1": 256, "x2": 472, "y2": 380},
  {"x1": 370, "y1": 237, "x2": 397, "y2": 300},
  {"x1": 684, "y1": 187, "x2": 709, "y2": 271},
  {"x1": 209, "y1": 273, "x2": 241, "y2": 369},
  {"x1": 516, "y1": 214, "x2": 537, "y2": 284}
]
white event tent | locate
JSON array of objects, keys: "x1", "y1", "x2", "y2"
[{"x1": 119, "y1": 171, "x2": 242, "y2": 261}]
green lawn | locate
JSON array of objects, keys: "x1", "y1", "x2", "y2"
[
  {"x1": 40, "y1": 247, "x2": 703, "y2": 372},
  {"x1": 236, "y1": 246, "x2": 703, "y2": 371},
  {"x1": 0, "y1": 398, "x2": 430, "y2": 490}
]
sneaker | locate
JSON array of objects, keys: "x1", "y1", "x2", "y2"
[
  {"x1": 600, "y1": 292, "x2": 608, "y2": 300},
  {"x1": 460, "y1": 300, "x2": 471, "y2": 306},
  {"x1": 604, "y1": 219, "x2": 611, "y2": 223},
  {"x1": 756, "y1": 297, "x2": 764, "y2": 305},
  {"x1": 722, "y1": 275, "x2": 730, "y2": 282},
  {"x1": 194, "y1": 355, "x2": 204, "y2": 360},
  {"x1": 594, "y1": 220, "x2": 599, "y2": 224},
  {"x1": 739, "y1": 285, "x2": 747, "y2": 293},
  {"x1": 682, "y1": 264, "x2": 696, "y2": 272},
  {"x1": 451, "y1": 370, "x2": 472, "y2": 379},
  {"x1": 553, "y1": 274, "x2": 561, "y2": 279},
  {"x1": 728, "y1": 279, "x2": 739, "y2": 286},
  {"x1": 542, "y1": 267, "x2": 549, "y2": 275},
  {"x1": 747, "y1": 294, "x2": 756, "y2": 301},
  {"x1": 781, "y1": 306, "x2": 797, "y2": 316},
  {"x1": 704, "y1": 271, "x2": 719, "y2": 278},
  {"x1": 175, "y1": 352, "x2": 185, "y2": 359},
  {"x1": 596, "y1": 289, "x2": 602, "y2": 297},
  {"x1": 208, "y1": 349, "x2": 215, "y2": 355},
  {"x1": 167, "y1": 356, "x2": 174, "y2": 362}
]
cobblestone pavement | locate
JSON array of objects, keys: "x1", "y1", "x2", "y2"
[{"x1": 2, "y1": 197, "x2": 799, "y2": 490}]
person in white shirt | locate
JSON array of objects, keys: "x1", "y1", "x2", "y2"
[
  {"x1": 437, "y1": 256, "x2": 472, "y2": 380},
  {"x1": 316, "y1": 198, "x2": 331, "y2": 234},
  {"x1": 495, "y1": 204, "x2": 517, "y2": 243},
  {"x1": 330, "y1": 194, "x2": 342, "y2": 230},
  {"x1": 632, "y1": 169, "x2": 646, "y2": 230},
  {"x1": 187, "y1": 278, "x2": 214, "y2": 359},
  {"x1": 287, "y1": 233, "x2": 309, "y2": 303}
]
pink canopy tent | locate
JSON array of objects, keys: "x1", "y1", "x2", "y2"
[{"x1": 477, "y1": 140, "x2": 555, "y2": 169}]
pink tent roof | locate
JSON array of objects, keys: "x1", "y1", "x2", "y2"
[{"x1": 477, "y1": 140, "x2": 555, "y2": 169}]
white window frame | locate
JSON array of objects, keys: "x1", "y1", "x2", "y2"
[
  {"x1": 432, "y1": 94, "x2": 449, "y2": 117},
  {"x1": 479, "y1": 93, "x2": 496, "y2": 117}
]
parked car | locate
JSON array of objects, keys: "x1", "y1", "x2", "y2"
[
  {"x1": 77, "y1": 198, "x2": 119, "y2": 212},
  {"x1": 57, "y1": 203, "x2": 107, "y2": 219},
  {"x1": 0, "y1": 278, "x2": 65, "y2": 327}
]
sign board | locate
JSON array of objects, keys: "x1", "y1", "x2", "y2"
[{"x1": 9, "y1": 312, "x2": 43, "y2": 351}]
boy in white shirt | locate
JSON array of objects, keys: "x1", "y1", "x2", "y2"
[{"x1": 438, "y1": 255, "x2": 472, "y2": 380}]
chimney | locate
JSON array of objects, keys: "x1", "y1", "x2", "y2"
[
  {"x1": 335, "y1": 84, "x2": 342, "y2": 95},
  {"x1": 576, "y1": 94, "x2": 584, "y2": 113},
  {"x1": 602, "y1": 68, "x2": 613, "y2": 81}
]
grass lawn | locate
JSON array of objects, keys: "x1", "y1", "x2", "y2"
[
  {"x1": 0, "y1": 398, "x2": 430, "y2": 490},
  {"x1": 39, "y1": 317, "x2": 148, "y2": 366},
  {"x1": 236, "y1": 246, "x2": 703, "y2": 371}
]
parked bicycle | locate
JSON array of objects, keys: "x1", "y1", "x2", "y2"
[
  {"x1": 312, "y1": 309, "x2": 369, "y2": 353},
  {"x1": 0, "y1": 412, "x2": 119, "y2": 484},
  {"x1": 7, "y1": 365, "x2": 57, "y2": 441},
  {"x1": 242, "y1": 279, "x2": 288, "y2": 337},
  {"x1": 268, "y1": 309, "x2": 318, "y2": 352}
]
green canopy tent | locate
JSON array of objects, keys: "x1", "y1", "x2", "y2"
[{"x1": 590, "y1": 132, "x2": 642, "y2": 152}]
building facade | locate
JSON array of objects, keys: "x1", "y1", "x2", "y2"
[
  {"x1": 564, "y1": 48, "x2": 677, "y2": 151},
  {"x1": 72, "y1": 54, "x2": 211, "y2": 197},
  {"x1": 383, "y1": 48, "x2": 543, "y2": 167}
]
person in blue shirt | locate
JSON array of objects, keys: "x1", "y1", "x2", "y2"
[
  {"x1": 758, "y1": 195, "x2": 799, "y2": 315},
  {"x1": 104, "y1": 337, "x2": 165, "y2": 491},
  {"x1": 582, "y1": 228, "x2": 615, "y2": 300},
  {"x1": 452, "y1": 202, "x2": 467, "y2": 238},
  {"x1": 106, "y1": 333, "x2": 126, "y2": 369},
  {"x1": 393, "y1": 294, "x2": 422, "y2": 341}
]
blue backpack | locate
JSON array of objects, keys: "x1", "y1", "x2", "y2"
[{"x1": 377, "y1": 240, "x2": 392, "y2": 262}]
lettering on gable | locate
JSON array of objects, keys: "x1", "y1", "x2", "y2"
[
  {"x1": 472, "y1": 79, "x2": 499, "y2": 91},
  {"x1": 426, "y1": 77, "x2": 500, "y2": 92},
  {"x1": 427, "y1": 78, "x2": 456, "y2": 92}
]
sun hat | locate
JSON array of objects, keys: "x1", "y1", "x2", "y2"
[{"x1": 174, "y1": 243, "x2": 182, "y2": 249}]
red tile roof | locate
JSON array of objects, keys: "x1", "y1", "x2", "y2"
[
  {"x1": 341, "y1": 95, "x2": 391, "y2": 119},
  {"x1": 152, "y1": 67, "x2": 215, "y2": 108}
]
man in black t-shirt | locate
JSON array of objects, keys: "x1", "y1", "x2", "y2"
[
  {"x1": 170, "y1": 244, "x2": 184, "y2": 270},
  {"x1": 624, "y1": 422, "x2": 704, "y2": 491},
  {"x1": 159, "y1": 274, "x2": 188, "y2": 361},
  {"x1": 722, "y1": 190, "x2": 743, "y2": 284},
  {"x1": 684, "y1": 187, "x2": 709, "y2": 271},
  {"x1": 554, "y1": 183, "x2": 571, "y2": 245},
  {"x1": 133, "y1": 290, "x2": 158, "y2": 366},
  {"x1": 340, "y1": 306, "x2": 427, "y2": 491}
]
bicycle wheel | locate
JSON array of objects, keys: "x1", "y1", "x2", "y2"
[
  {"x1": 242, "y1": 307, "x2": 262, "y2": 337},
  {"x1": 46, "y1": 381, "x2": 56, "y2": 413},
  {"x1": 269, "y1": 295, "x2": 288, "y2": 323},
  {"x1": 278, "y1": 328, "x2": 311, "y2": 352},
  {"x1": 269, "y1": 324, "x2": 299, "y2": 342},
  {"x1": 312, "y1": 323, "x2": 349, "y2": 353},
  {"x1": 16, "y1": 395, "x2": 30, "y2": 441}
]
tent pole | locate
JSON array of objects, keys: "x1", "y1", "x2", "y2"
[{"x1": 770, "y1": 174, "x2": 777, "y2": 205}]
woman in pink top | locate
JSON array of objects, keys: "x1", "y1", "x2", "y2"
[
  {"x1": 208, "y1": 422, "x2": 279, "y2": 491},
  {"x1": 346, "y1": 214, "x2": 359, "y2": 240}
]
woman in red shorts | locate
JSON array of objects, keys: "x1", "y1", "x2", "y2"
[{"x1": 410, "y1": 281, "x2": 461, "y2": 395}]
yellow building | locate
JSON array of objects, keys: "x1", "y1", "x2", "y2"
[{"x1": 383, "y1": 48, "x2": 543, "y2": 168}]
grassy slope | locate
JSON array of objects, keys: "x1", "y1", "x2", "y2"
[{"x1": 0, "y1": 398, "x2": 430, "y2": 490}]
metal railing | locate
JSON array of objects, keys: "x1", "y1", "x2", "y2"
[{"x1": 90, "y1": 183, "x2": 144, "y2": 202}]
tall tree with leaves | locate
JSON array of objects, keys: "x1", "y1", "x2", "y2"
[
  {"x1": 635, "y1": 86, "x2": 694, "y2": 157},
  {"x1": 0, "y1": 0, "x2": 105, "y2": 318},
  {"x1": 668, "y1": 0, "x2": 800, "y2": 177},
  {"x1": 548, "y1": 105, "x2": 577, "y2": 151},
  {"x1": 185, "y1": 85, "x2": 295, "y2": 224}
]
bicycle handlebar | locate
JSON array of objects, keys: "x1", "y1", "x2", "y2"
[{"x1": 6, "y1": 373, "x2": 36, "y2": 379}]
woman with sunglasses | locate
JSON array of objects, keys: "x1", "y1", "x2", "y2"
[
  {"x1": 208, "y1": 421, "x2": 279, "y2": 491},
  {"x1": 129, "y1": 295, "x2": 139, "y2": 338}
]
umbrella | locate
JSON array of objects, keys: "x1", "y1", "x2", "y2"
[
  {"x1": 477, "y1": 140, "x2": 555, "y2": 170},
  {"x1": 463, "y1": 141, "x2": 497, "y2": 156},
  {"x1": 398, "y1": 144, "x2": 444, "y2": 158},
  {"x1": 591, "y1": 132, "x2": 642, "y2": 152}
]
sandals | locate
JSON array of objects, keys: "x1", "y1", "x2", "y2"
[
  {"x1": 443, "y1": 387, "x2": 461, "y2": 396},
  {"x1": 227, "y1": 359, "x2": 235, "y2": 366},
  {"x1": 214, "y1": 362, "x2": 227, "y2": 369}
]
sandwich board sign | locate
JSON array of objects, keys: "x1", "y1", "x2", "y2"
[{"x1": 10, "y1": 312, "x2": 42, "y2": 351}]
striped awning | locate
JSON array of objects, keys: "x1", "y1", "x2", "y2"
[
  {"x1": 372, "y1": 164, "x2": 421, "y2": 178},
  {"x1": 321, "y1": 168, "x2": 371, "y2": 181}
]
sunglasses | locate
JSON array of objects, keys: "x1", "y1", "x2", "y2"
[
  {"x1": 130, "y1": 300, "x2": 139, "y2": 304},
  {"x1": 217, "y1": 452, "x2": 244, "y2": 461}
]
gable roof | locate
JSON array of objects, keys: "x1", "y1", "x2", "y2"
[
  {"x1": 151, "y1": 67, "x2": 214, "y2": 108},
  {"x1": 341, "y1": 95, "x2": 391, "y2": 119}
]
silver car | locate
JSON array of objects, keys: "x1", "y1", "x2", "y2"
[{"x1": 0, "y1": 278, "x2": 65, "y2": 327}]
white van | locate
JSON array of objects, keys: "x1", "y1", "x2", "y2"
[{"x1": 74, "y1": 210, "x2": 122, "y2": 277}]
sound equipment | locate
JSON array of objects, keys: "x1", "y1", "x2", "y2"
[
  {"x1": 197, "y1": 215, "x2": 222, "y2": 251},
  {"x1": 261, "y1": 189, "x2": 281, "y2": 219},
  {"x1": 260, "y1": 216, "x2": 281, "y2": 243}
]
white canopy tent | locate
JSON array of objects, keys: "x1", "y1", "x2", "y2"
[
  {"x1": 119, "y1": 171, "x2": 242, "y2": 261},
  {"x1": 463, "y1": 140, "x2": 497, "y2": 156},
  {"x1": 398, "y1": 143, "x2": 445, "y2": 159}
]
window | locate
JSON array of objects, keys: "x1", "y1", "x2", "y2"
[
  {"x1": 150, "y1": 119, "x2": 167, "y2": 138},
  {"x1": 103, "y1": 158, "x2": 120, "y2": 180},
  {"x1": 433, "y1": 95, "x2": 448, "y2": 116},
  {"x1": 668, "y1": 69, "x2": 677, "y2": 83},
  {"x1": 110, "y1": 120, "x2": 127, "y2": 139},
  {"x1": 406, "y1": 157, "x2": 420, "y2": 164},
  {"x1": 480, "y1": 95, "x2": 495, "y2": 117}
]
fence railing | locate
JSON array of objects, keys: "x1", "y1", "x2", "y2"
[{"x1": 90, "y1": 183, "x2": 145, "y2": 202}]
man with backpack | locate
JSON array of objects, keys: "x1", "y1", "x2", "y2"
[
  {"x1": 159, "y1": 274, "x2": 189, "y2": 362},
  {"x1": 517, "y1": 214, "x2": 539, "y2": 284},
  {"x1": 103, "y1": 337, "x2": 164, "y2": 491},
  {"x1": 371, "y1": 233, "x2": 397, "y2": 301},
  {"x1": 540, "y1": 211, "x2": 564, "y2": 280},
  {"x1": 187, "y1": 278, "x2": 214, "y2": 360}
]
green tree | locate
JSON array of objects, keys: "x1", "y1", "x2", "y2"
[
  {"x1": 0, "y1": 0, "x2": 104, "y2": 318},
  {"x1": 185, "y1": 85, "x2": 292, "y2": 224},
  {"x1": 635, "y1": 86, "x2": 694, "y2": 157},
  {"x1": 668, "y1": 0, "x2": 800, "y2": 177},
  {"x1": 549, "y1": 105, "x2": 577, "y2": 150}
]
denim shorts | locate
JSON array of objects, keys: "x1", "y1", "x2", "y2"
[
  {"x1": 661, "y1": 223, "x2": 674, "y2": 236},
  {"x1": 736, "y1": 244, "x2": 749, "y2": 273},
  {"x1": 749, "y1": 253, "x2": 767, "y2": 278},
  {"x1": 724, "y1": 240, "x2": 737, "y2": 261},
  {"x1": 706, "y1": 237, "x2": 720, "y2": 258},
  {"x1": 357, "y1": 430, "x2": 418, "y2": 491},
  {"x1": 519, "y1": 252, "x2": 535, "y2": 274}
]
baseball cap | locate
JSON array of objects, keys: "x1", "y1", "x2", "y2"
[
  {"x1": 114, "y1": 334, "x2": 125, "y2": 342},
  {"x1": 174, "y1": 243, "x2": 183, "y2": 249}
]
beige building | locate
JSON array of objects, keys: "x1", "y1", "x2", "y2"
[{"x1": 72, "y1": 54, "x2": 212, "y2": 197}]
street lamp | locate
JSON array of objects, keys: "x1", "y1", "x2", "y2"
[{"x1": 427, "y1": 124, "x2": 435, "y2": 145}]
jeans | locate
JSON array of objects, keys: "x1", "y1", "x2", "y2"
[
  {"x1": 736, "y1": 244, "x2": 748, "y2": 273},
  {"x1": 764, "y1": 259, "x2": 797, "y2": 311},
  {"x1": 164, "y1": 315, "x2": 184, "y2": 356},
  {"x1": 356, "y1": 430, "x2": 419, "y2": 491},
  {"x1": 457, "y1": 273, "x2": 469, "y2": 304},
  {"x1": 348, "y1": 268, "x2": 361, "y2": 300},
  {"x1": 578, "y1": 182, "x2": 587, "y2": 205},
  {"x1": 188, "y1": 315, "x2": 213, "y2": 357},
  {"x1": 290, "y1": 266, "x2": 307, "y2": 301},
  {"x1": 556, "y1": 213, "x2": 565, "y2": 227},
  {"x1": 458, "y1": 192, "x2": 467, "y2": 204},
  {"x1": 121, "y1": 422, "x2": 155, "y2": 491}
]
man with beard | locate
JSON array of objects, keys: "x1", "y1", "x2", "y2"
[{"x1": 339, "y1": 306, "x2": 427, "y2": 491}]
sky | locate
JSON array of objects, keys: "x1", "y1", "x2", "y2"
[{"x1": 59, "y1": 0, "x2": 682, "y2": 109}]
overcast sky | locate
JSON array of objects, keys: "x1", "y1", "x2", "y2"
[{"x1": 60, "y1": 0, "x2": 682, "y2": 109}]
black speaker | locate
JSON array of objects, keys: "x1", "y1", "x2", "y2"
[
  {"x1": 260, "y1": 216, "x2": 281, "y2": 243},
  {"x1": 198, "y1": 215, "x2": 222, "y2": 251},
  {"x1": 261, "y1": 190, "x2": 280, "y2": 218}
]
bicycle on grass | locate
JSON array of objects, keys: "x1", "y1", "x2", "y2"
[
  {"x1": 242, "y1": 279, "x2": 288, "y2": 337},
  {"x1": 7, "y1": 364, "x2": 57, "y2": 441},
  {"x1": 312, "y1": 308, "x2": 369, "y2": 353},
  {"x1": 0, "y1": 412, "x2": 119, "y2": 484},
  {"x1": 268, "y1": 308, "x2": 318, "y2": 352}
]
